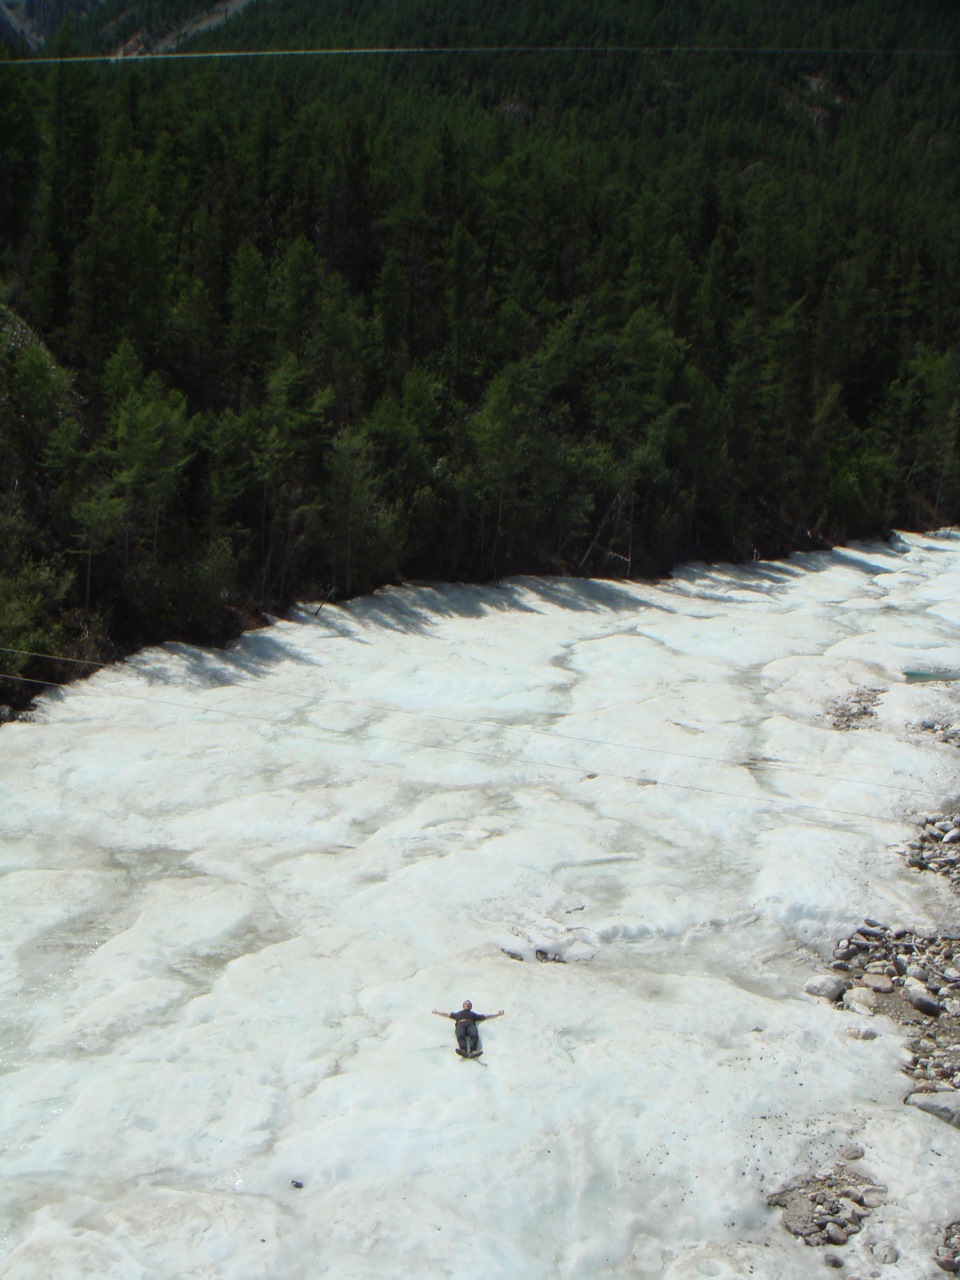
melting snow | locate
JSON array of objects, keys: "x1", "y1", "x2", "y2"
[{"x1": 2, "y1": 533, "x2": 960, "y2": 1278}]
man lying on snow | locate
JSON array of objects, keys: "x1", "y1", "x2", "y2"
[{"x1": 432, "y1": 1000, "x2": 505, "y2": 1057}]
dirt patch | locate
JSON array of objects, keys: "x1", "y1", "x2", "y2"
[{"x1": 767, "y1": 1163, "x2": 883, "y2": 1249}]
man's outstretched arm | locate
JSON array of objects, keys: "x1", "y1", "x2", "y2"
[{"x1": 431, "y1": 1009, "x2": 452, "y2": 1018}]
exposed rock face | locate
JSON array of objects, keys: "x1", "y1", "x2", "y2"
[{"x1": 24, "y1": 0, "x2": 93, "y2": 38}]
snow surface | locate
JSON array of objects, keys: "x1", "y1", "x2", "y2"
[{"x1": 3, "y1": 532, "x2": 960, "y2": 1279}]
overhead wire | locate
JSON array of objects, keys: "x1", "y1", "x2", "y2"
[
  {"x1": 0, "y1": 642, "x2": 954, "y2": 825},
  {"x1": 0, "y1": 641, "x2": 950, "y2": 797},
  {"x1": 2, "y1": 43, "x2": 958, "y2": 69}
]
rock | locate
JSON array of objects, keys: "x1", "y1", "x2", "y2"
[
  {"x1": 845, "y1": 1025, "x2": 879, "y2": 1040},
  {"x1": 825, "y1": 1222, "x2": 848, "y2": 1245},
  {"x1": 843, "y1": 987, "x2": 877, "y2": 1013},
  {"x1": 906, "y1": 1091, "x2": 960, "y2": 1126},
  {"x1": 860, "y1": 973, "x2": 894, "y2": 994},
  {"x1": 823, "y1": 1253, "x2": 844, "y2": 1268},
  {"x1": 933, "y1": 1255, "x2": 959, "y2": 1273},
  {"x1": 904, "y1": 978, "x2": 942, "y2": 1017},
  {"x1": 806, "y1": 975, "x2": 848, "y2": 1002},
  {"x1": 860, "y1": 1188, "x2": 886, "y2": 1209},
  {"x1": 839, "y1": 1143, "x2": 864, "y2": 1161},
  {"x1": 871, "y1": 1242, "x2": 898, "y2": 1264},
  {"x1": 835, "y1": 946, "x2": 860, "y2": 962}
]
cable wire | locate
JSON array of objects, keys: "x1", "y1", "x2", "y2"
[
  {"x1": 0, "y1": 662, "x2": 952, "y2": 826},
  {"x1": 3, "y1": 43, "x2": 958, "y2": 69},
  {"x1": 0, "y1": 642, "x2": 951, "y2": 799}
]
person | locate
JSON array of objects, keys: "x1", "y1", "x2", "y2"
[{"x1": 432, "y1": 999, "x2": 505, "y2": 1056}]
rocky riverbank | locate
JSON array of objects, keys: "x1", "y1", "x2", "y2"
[{"x1": 776, "y1": 809, "x2": 960, "y2": 1271}]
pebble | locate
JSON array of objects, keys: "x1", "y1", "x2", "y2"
[
  {"x1": 768, "y1": 1168, "x2": 882, "y2": 1252},
  {"x1": 872, "y1": 1241, "x2": 899, "y2": 1264},
  {"x1": 845, "y1": 1025, "x2": 878, "y2": 1040},
  {"x1": 789, "y1": 813, "x2": 960, "y2": 1261}
]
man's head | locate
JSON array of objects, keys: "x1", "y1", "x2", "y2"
[{"x1": 462, "y1": 1000, "x2": 472, "y2": 1010}]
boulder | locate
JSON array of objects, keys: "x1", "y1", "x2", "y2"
[
  {"x1": 906, "y1": 1091, "x2": 960, "y2": 1127},
  {"x1": 805, "y1": 975, "x2": 847, "y2": 1002}
]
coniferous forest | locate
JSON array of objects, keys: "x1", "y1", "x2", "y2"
[{"x1": 1, "y1": 0, "x2": 959, "y2": 704}]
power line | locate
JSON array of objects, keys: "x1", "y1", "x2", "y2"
[
  {"x1": 0, "y1": 645, "x2": 105, "y2": 668},
  {"x1": 0, "y1": 642, "x2": 947, "y2": 796},
  {"x1": 0, "y1": 664, "x2": 951, "y2": 826},
  {"x1": 3, "y1": 43, "x2": 958, "y2": 69}
]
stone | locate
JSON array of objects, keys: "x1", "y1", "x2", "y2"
[
  {"x1": 871, "y1": 1242, "x2": 898, "y2": 1263},
  {"x1": 860, "y1": 973, "x2": 894, "y2": 994},
  {"x1": 824, "y1": 1253, "x2": 844, "y2": 1268},
  {"x1": 838, "y1": 1143, "x2": 864, "y2": 1161},
  {"x1": 845, "y1": 1025, "x2": 879, "y2": 1040},
  {"x1": 904, "y1": 978, "x2": 942, "y2": 1017},
  {"x1": 805, "y1": 975, "x2": 848, "y2": 1002},
  {"x1": 905, "y1": 1091, "x2": 960, "y2": 1127},
  {"x1": 860, "y1": 1188, "x2": 886, "y2": 1209},
  {"x1": 843, "y1": 986, "x2": 877, "y2": 1013},
  {"x1": 825, "y1": 1222, "x2": 848, "y2": 1245}
]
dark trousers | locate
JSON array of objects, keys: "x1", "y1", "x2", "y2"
[{"x1": 456, "y1": 1022, "x2": 479, "y2": 1053}]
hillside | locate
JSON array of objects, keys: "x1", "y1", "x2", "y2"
[{"x1": 0, "y1": 0, "x2": 959, "y2": 704}]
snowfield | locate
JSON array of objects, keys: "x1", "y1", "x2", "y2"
[{"x1": 3, "y1": 532, "x2": 960, "y2": 1279}]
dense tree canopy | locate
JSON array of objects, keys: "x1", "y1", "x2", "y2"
[{"x1": 1, "y1": 0, "x2": 959, "y2": 704}]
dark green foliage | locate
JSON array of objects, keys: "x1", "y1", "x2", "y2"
[{"x1": 1, "y1": 0, "x2": 959, "y2": 698}]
